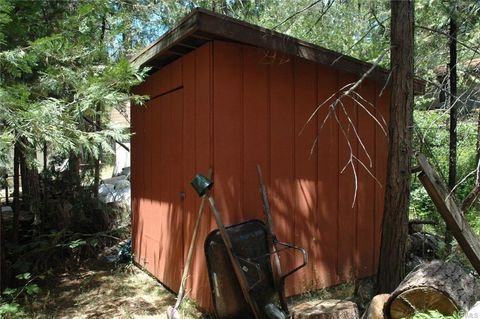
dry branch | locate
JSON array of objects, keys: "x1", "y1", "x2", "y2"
[
  {"x1": 301, "y1": 49, "x2": 389, "y2": 207},
  {"x1": 462, "y1": 158, "x2": 480, "y2": 212}
]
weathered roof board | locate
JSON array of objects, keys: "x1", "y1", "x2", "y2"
[
  {"x1": 132, "y1": 8, "x2": 425, "y2": 95},
  {"x1": 418, "y1": 154, "x2": 480, "y2": 274}
]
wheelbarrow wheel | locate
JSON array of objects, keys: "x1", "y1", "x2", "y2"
[{"x1": 264, "y1": 303, "x2": 288, "y2": 319}]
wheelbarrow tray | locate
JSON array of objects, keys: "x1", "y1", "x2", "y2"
[{"x1": 204, "y1": 219, "x2": 278, "y2": 319}]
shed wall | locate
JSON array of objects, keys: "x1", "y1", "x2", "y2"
[{"x1": 131, "y1": 40, "x2": 390, "y2": 310}]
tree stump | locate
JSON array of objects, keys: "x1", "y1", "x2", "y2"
[
  {"x1": 291, "y1": 299, "x2": 359, "y2": 319},
  {"x1": 385, "y1": 260, "x2": 480, "y2": 319}
]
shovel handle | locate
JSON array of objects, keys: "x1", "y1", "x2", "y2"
[{"x1": 174, "y1": 169, "x2": 212, "y2": 310}]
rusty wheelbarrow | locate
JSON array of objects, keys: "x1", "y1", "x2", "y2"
[{"x1": 191, "y1": 173, "x2": 307, "y2": 319}]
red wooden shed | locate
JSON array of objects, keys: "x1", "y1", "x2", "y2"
[{"x1": 130, "y1": 9, "x2": 421, "y2": 310}]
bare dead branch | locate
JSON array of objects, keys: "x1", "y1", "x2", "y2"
[
  {"x1": 332, "y1": 16, "x2": 389, "y2": 66},
  {"x1": 300, "y1": 88, "x2": 341, "y2": 136},
  {"x1": 301, "y1": 48, "x2": 389, "y2": 135},
  {"x1": 415, "y1": 74, "x2": 480, "y2": 146},
  {"x1": 306, "y1": 0, "x2": 336, "y2": 35},
  {"x1": 336, "y1": 101, "x2": 358, "y2": 207},
  {"x1": 353, "y1": 153, "x2": 382, "y2": 187},
  {"x1": 302, "y1": 49, "x2": 390, "y2": 207},
  {"x1": 350, "y1": 91, "x2": 387, "y2": 135},
  {"x1": 340, "y1": 48, "x2": 390, "y2": 99},
  {"x1": 417, "y1": 25, "x2": 480, "y2": 56},
  {"x1": 379, "y1": 68, "x2": 393, "y2": 97},
  {"x1": 461, "y1": 158, "x2": 480, "y2": 212},
  {"x1": 449, "y1": 168, "x2": 477, "y2": 198},
  {"x1": 343, "y1": 95, "x2": 374, "y2": 167},
  {"x1": 273, "y1": 0, "x2": 323, "y2": 30},
  {"x1": 462, "y1": 185, "x2": 480, "y2": 213}
]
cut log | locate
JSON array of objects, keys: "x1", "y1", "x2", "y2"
[
  {"x1": 362, "y1": 294, "x2": 390, "y2": 319},
  {"x1": 291, "y1": 300, "x2": 359, "y2": 319},
  {"x1": 385, "y1": 260, "x2": 479, "y2": 319}
]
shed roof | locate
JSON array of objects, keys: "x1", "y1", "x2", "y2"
[{"x1": 132, "y1": 8, "x2": 424, "y2": 94}]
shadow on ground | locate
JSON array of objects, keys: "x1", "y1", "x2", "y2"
[{"x1": 24, "y1": 261, "x2": 203, "y2": 319}]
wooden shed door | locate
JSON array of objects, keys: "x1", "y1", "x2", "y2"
[{"x1": 137, "y1": 88, "x2": 184, "y2": 291}]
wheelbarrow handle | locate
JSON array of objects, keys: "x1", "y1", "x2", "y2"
[
  {"x1": 275, "y1": 240, "x2": 308, "y2": 310},
  {"x1": 274, "y1": 241, "x2": 308, "y2": 279}
]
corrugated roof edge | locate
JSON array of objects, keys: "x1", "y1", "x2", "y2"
[{"x1": 131, "y1": 8, "x2": 425, "y2": 95}]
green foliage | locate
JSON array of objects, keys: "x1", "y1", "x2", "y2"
[
  {"x1": 411, "y1": 112, "x2": 480, "y2": 254},
  {"x1": 412, "y1": 310, "x2": 462, "y2": 319},
  {"x1": 411, "y1": 110, "x2": 478, "y2": 232},
  {"x1": 68, "y1": 239, "x2": 87, "y2": 249},
  {"x1": 1, "y1": 272, "x2": 42, "y2": 319},
  {"x1": 0, "y1": 302, "x2": 24, "y2": 318},
  {"x1": 0, "y1": 0, "x2": 149, "y2": 169}
]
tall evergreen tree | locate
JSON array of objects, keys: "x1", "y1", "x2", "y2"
[{"x1": 377, "y1": 0, "x2": 414, "y2": 293}]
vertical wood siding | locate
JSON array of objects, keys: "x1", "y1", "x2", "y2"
[
  {"x1": 131, "y1": 40, "x2": 389, "y2": 311},
  {"x1": 316, "y1": 65, "x2": 339, "y2": 288}
]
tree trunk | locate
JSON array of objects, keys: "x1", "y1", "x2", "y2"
[
  {"x1": 291, "y1": 300, "x2": 359, "y2": 319},
  {"x1": 448, "y1": 13, "x2": 458, "y2": 190},
  {"x1": 446, "y1": 11, "x2": 458, "y2": 246},
  {"x1": 385, "y1": 260, "x2": 479, "y2": 319},
  {"x1": 12, "y1": 142, "x2": 21, "y2": 243},
  {"x1": 464, "y1": 109, "x2": 480, "y2": 212},
  {"x1": 0, "y1": 207, "x2": 4, "y2": 292},
  {"x1": 19, "y1": 146, "x2": 28, "y2": 200},
  {"x1": 377, "y1": 0, "x2": 414, "y2": 293},
  {"x1": 68, "y1": 153, "x2": 81, "y2": 193},
  {"x1": 43, "y1": 142, "x2": 48, "y2": 171},
  {"x1": 93, "y1": 154, "x2": 100, "y2": 198},
  {"x1": 463, "y1": 102, "x2": 480, "y2": 213},
  {"x1": 476, "y1": 109, "x2": 480, "y2": 165},
  {"x1": 26, "y1": 164, "x2": 42, "y2": 227},
  {"x1": 18, "y1": 138, "x2": 43, "y2": 229},
  {"x1": 93, "y1": 105, "x2": 102, "y2": 198}
]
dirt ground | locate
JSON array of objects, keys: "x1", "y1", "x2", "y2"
[
  {"x1": 15, "y1": 259, "x2": 375, "y2": 319},
  {"x1": 22, "y1": 261, "x2": 204, "y2": 319}
]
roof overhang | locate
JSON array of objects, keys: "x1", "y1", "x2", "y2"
[{"x1": 132, "y1": 8, "x2": 425, "y2": 95}]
